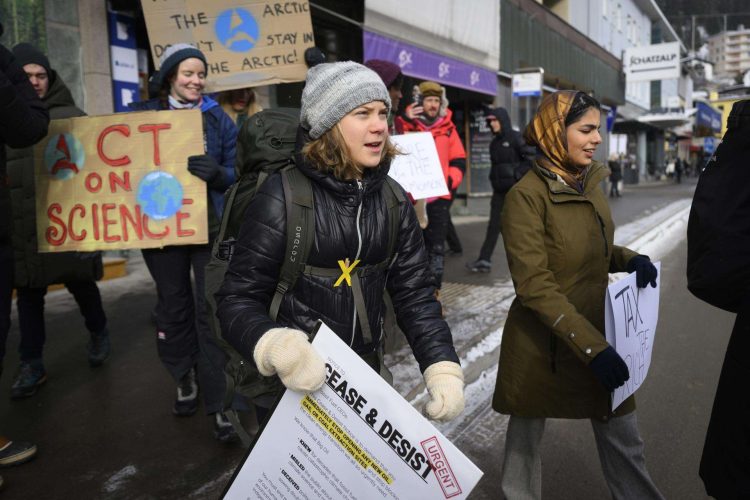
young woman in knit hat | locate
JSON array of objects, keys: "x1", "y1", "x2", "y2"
[
  {"x1": 494, "y1": 90, "x2": 662, "y2": 498},
  {"x1": 127, "y1": 44, "x2": 243, "y2": 442},
  {"x1": 215, "y1": 61, "x2": 465, "y2": 424}
]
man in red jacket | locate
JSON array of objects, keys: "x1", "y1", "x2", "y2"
[{"x1": 396, "y1": 81, "x2": 466, "y2": 291}]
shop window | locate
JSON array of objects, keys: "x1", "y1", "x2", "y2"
[{"x1": 0, "y1": 0, "x2": 46, "y2": 50}]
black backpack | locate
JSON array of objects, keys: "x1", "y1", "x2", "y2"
[
  {"x1": 687, "y1": 99, "x2": 750, "y2": 313},
  {"x1": 203, "y1": 109, "x2": 405, "y2": 445}
]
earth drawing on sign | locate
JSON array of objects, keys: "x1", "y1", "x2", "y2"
[
  {"x1": 215, "y1": 8, "x2": 259, "y2": 52},
  {"x1": 136, "y1": 171, "x2": 183, "y2": 220}
]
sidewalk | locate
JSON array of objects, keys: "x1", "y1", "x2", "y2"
[{"x1": 452, "y1": 176, "x2": 684, "y2": 221}]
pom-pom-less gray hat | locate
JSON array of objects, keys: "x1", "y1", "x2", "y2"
[{"x1": 300, "y1": 61, "x2": 391, "y2": 139}]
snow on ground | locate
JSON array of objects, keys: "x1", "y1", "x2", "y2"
[
  {"x1": 32, "y1": 198, "x2": 693, "y2": 444},
  {"x1": 102, "y1": 465, "x2": 138, "y2": 493},
  {"x1": 390, "y1": 198, "x2": 693, "y2": 440}
]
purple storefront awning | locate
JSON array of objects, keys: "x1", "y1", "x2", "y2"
[{"x1": 363, "y1": 31, "x2": 497, "y2": 97}]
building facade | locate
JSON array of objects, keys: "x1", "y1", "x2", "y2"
[{"x1": 708, "y1": 27, "x2": 750, "y2": 81}]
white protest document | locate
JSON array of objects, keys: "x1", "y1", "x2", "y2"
[
  {"x1": 388, "y1": 133, "x2": 449, "y2": 200},
  {"x1": 604, "y1": 262, "x2": 661, "y2": 411},
  {"x1": 223, "y1": 323, "x2": 483, "y2": 500}
]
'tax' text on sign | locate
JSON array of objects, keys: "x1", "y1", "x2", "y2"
[{"x1": 34, "y1": 110, "x2": 207, "y2": 252}]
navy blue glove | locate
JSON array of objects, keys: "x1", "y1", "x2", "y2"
[
  {"x1": 589, "y1": 346, "x2": 629, "y2": 392},
  {"x1": 627, "y1": 255, "x2": 658, "y2": 288},
  {"x1": 187, "y1": 154, "x2": 225, "y2": 190}
]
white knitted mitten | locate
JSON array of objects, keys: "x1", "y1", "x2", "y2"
[
  {"x1": 422, "y1": 361, "x2": 465, "y2": 422},
  {"x1": 253, "y1": 327, "x2": 326, "y2": 393}
]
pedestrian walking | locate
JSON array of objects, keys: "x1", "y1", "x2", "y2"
[
  {"x1": 7, "y1": 44, "x2": 110, "y2": 400},
  {"x1": 687, "y1": 99, "x2": 750, "y2": 499},
  {"x1": 0, "y1": 23, "x2": 49, "y2": 483},
  {"x1": 494, "y1": 90, "x2": 664, "y2": 499},
  {"x1": 608, "y1": 153, "x2": 622, "y2": 197},
  {"x1": 466, "y1": 107, "x2": 534, "y2": 273},
  {"x1": 675, "y1": 156, "x2": 683, "y2": 184},
  {"x1": 215, "y1": 61, "x2": 465, "y2": 426},
  {"x1": 128, "y1": 44, "x2": 245, "y2": 442},
  {"x1": 395, "y1": 81, "x2": 466, "y2": 291}
]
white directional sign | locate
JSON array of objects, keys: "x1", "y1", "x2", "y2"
[{"x1": 623, "y1": 42, "x2": 681, "y2": 83}]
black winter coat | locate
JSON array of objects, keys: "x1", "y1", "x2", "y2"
[
  {"x1": 8, "y1": 70, "x2": 102, "y2": 287},
  {"x1": 688, "y1": 99, "x2": 750, "y2": 498},
  {"x1": 487, "y1": 107, "x2": 534, "y2": 193},
  {"x1": 215, "y1": 148, "x2": 459, "y2": 374},
  {"x1": 0, "y1": 45, "x2": 49, "y2": 243}
]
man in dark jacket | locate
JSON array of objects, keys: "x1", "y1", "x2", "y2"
[
  {"x1": 687, "y1": 99, "x2": 750, "y2": 499},
  {"x1": 467, "y1": 107, "x2": 534, "y2": 273},
  {"x1": 7, "y1": 44, "x2": 110, "y2": 401},
  {"x1": 0, "y1": 26, "x2": 49, "y2": 478}
]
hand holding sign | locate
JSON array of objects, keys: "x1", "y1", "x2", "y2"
[
  {"x1": 604, "y1": 262, "x2": 661, "y2": 410},
  {"x1": 388, "y1": 132, "x2": 449, "y2": 200}
]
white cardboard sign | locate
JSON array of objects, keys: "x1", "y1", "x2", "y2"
[
  {"x1": 223, "y1": 322, "x2": 483, "y2": 499},
  {"x1": 388, "y1": 133, "x2": 449, "y2": 200},
  {"x1": 605, "y1": 262, "x2": 661, "y2": 410}
]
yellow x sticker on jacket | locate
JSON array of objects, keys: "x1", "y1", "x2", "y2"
[{"x1": 334, "y1": 259, "x2": 360, "y2": 287}]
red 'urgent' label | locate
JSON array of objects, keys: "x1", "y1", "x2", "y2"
[{"x1": 420, "y1": 436, "x2": 462, "y2": 498}]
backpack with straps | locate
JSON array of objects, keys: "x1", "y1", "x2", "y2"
[{"x1": 203, "y1": 109, "x2": 405, "y2": 445}]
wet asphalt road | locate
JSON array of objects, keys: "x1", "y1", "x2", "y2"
[{"x1": 1, "y1": 177, "x2": 729, "y2": 499}]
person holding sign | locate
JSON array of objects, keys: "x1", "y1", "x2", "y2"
[
  {"x1": 494, "y1": 91, "x2": 662, "y2": 499},
  {"x1": 0, "y1": 21, "x2": 49, "y2": 484},
  {"x1": 128, "y1": 44, "x2": 243, "y2": 442},
  {"x1": 216, "y1": 62, "x2": 465, "y2": 424},
  {"x1": 7, "y1": 44, "x2": 110, "y2": 401},
  {"x1": 395, "y1": 81, "x2": 466, "y2": 292}
]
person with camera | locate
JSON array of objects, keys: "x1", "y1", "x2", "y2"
[{"x1": 395, "y1": 81, "x2": 466, "y2": 293}]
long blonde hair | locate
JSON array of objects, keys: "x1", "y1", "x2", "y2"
[{"x1": 302, "y1": 125, "x2": 399, "y2": 181}]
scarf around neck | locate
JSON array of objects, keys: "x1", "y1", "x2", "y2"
[
  {"x1": 523, "y1": 90, "x2": 588, "y2": 192},
  {"x1": 168, "y1": 95, "x2": 202, "y2": 110}
]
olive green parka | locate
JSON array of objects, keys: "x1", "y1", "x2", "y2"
[
  {"x1": 8, "y1": 70, "x2": 102, "y2": 288},
  {"x1": 492, "y1": 160, "x2": 637, "y2": 420}
]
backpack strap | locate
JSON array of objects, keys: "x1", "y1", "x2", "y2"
[
  {"x1": 269, "y1": 165, "x2": 314, "y2": 321},
  {"x1": 384, "y1": 176, "x2": 405, "y2": 264}
]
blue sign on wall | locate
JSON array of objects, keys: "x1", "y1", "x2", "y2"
[
  {"x1": 108, "y1": 11, "x2": 139, "y2": 112},
  {"x1": 696, "y1": 101, "x2": 722, "y2": 135},
  {"x1": 704, "y1": 137, "x2": 717, "y2": 154}
]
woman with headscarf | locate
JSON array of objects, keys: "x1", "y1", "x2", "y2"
[{"x1": 493, "y1": 91, "x2": 663, "y2": 499}]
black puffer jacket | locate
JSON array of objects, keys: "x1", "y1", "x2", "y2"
[
  {"x1": 488, "y1": 107, "x2": 535, "y2": 193},
  {"x1": 0, "y1": 45, "x2": 49, "y2": 243},
  {"x1": 216, "y1": 137, "x2": 459, "y2": 373}
]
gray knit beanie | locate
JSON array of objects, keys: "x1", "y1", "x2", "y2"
[{"x1": 300, "y1": 61, "x2": 391, "y2": 139}]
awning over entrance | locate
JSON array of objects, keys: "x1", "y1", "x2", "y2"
[
  {"x1": 637, "y1": 111, "x2": 691, "y2": 129},
  {"x1": 363, "y1": 31, "x2": 498, "y2": 96}
]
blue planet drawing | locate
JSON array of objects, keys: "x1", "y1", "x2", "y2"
[
  {"x1": 215, "y1": 8, "x2": 259, "y2": 52},
  {"x1": 136, "y1": 171, "x2": 183, "y2": 220}
]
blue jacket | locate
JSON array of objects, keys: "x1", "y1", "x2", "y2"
[{"x1": 128, "y1": 95, "x2": 237, "y2": 220}]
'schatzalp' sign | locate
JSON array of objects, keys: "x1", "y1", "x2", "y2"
[{"x1": 623, "y1": 42, "x2": 681, "y2": 83}]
